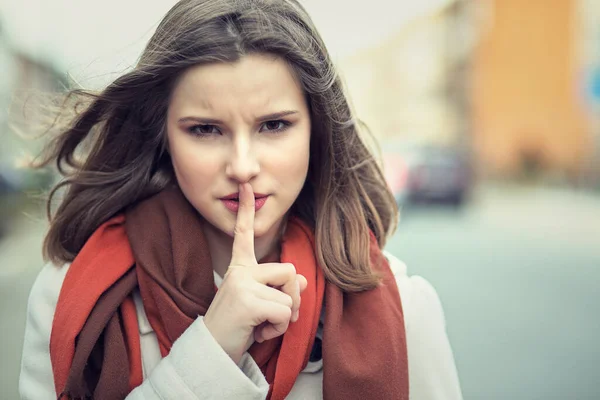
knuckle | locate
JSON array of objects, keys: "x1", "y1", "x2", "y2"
[
  {"x1": 224, "y1": 266, "x2": 240, "y2": 280},
  {"x1": 224, "y1": 269, "x2": 247, "y2": 290},
  {"x1": 233, "y1": 224, "x2": 248, "y2": 237},
  {"x1": 281, "y1": 306, "x2": 292, "y2": 320},
  {"x1": 273, "y1": 322, "x2": 289, "y2": 335},
  {"x1": 283, "y1": 263, "x2": 296, "y2": 276},
  {"x1": 283, "y1": 294, "x2": 293, "y2": 308}
]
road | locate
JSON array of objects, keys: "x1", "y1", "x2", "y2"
[
  {"x1": 387, "y1": 184, "x2": 600, "y2": 400},
  {"x1": 1, "y1": 183, "x2": 599, "y2": 399}
]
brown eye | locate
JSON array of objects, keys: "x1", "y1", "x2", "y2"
[
  {"x1": 260, "y1": 120, "x2": 290, "y2": 133},
  {"x1": 265, "y1": 121, "x2": 283, "y2": 130},
  {"x1": 189, "y1": 124, "x2": 220, "y2": 136}
]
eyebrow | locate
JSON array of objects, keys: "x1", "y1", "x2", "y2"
[{"x1": 177, "y1": 110, "x2": 299, "y2": 125}]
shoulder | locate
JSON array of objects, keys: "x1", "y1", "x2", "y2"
[
  {"x1": 383, "y1": 251, "x2": 463, "y2": 399},
  {"x1": 27, "y1": 262, "x2": 70, "y2": 313},
  {"x1": 383, "y1": 250, "x2": 445, "y2": 331},
  {"x1": 23, "y1": 261, "x2": 71, "y2": 350},
  {"x1": 20, "y1": 262, "x2": 71, "y2": 399}
]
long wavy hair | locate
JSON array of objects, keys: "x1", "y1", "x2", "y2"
[{"x1": 36, "y1": 0, "x2": 398, "y2": 292}]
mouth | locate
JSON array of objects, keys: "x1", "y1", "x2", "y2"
[{"x1": 220, "y1": 193, "x2": 270, "y2": 212}]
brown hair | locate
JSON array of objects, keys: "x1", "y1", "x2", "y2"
[{"x1": 36, "y1": 0, "x2": 398, "y2": 292}]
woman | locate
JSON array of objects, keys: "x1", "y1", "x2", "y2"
[{"x1": 20, "y1": 0, "x2": 462, "y2": 399}]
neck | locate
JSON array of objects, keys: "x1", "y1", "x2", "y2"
[{"x1": 202, "y1": 219, "x2": 285, "y2": 278}]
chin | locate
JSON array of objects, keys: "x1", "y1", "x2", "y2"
[
  {"x1": 202, "y1": 203, "x2": 287, "y2": 240},
  {"x1": 252, "y1": 216, "x2": 279, "y2": 238},
  {"x1": 210, "y1": 215, "x2": 278, "y2": 239}
]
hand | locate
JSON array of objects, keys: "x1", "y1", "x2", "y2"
[{"x1": 203, "y1": 182, "x2": 308, "y2": 364}]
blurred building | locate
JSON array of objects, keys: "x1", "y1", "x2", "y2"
[
  {"x1": 472, "y1": 0, "x2": 597, "y2": 184},
  {"x1": 0, "y1": 20, "x2": 65, "y2": 190},
  {"x1": 578, "y1": 0, "x2": 600, "y2": 187},
  {"x1": 340, "y1": 0, "x2": 600, "y2": 188},
  {"x1": 339, "y1": 0, "x2": 476, "y2": 147}
]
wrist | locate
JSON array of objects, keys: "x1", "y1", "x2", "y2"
[{"x1": 203, "y1": 316, "x2": 243, "y2": 364}]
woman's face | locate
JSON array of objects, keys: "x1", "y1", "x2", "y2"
[{"x1": 166, "y1": 53, "x2": 311, "y2": 239}]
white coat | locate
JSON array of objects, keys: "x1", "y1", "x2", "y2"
[{"x1": 19, "y1": 252, "x2": 463, "y2": 399}]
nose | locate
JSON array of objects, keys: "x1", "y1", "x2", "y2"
[{"x1": 225, "y1": 134, "x2": 260, "y2": 183}]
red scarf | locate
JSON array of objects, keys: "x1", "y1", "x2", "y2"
[{"x1": 50, "y1": 187, "x2": 408, "y2": 399}]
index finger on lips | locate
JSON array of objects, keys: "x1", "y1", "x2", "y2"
[{"x1": 230, "y1": 183, "x2": 257, "y2": 266}]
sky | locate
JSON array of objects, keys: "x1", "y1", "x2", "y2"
[{"x1": 0, "y1": 0, "x2": 452, "y2": 88}]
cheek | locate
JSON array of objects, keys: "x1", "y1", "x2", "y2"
[
  {"x1": 287, "y1": 148, "x2": 310, "y2": 178},
  {"x1": 271, "y1": 135, "x2": 310, "y2": 185},
  {"x1": 292, "y1": 130, "x2": 311, "y2": 172},
  {"x1": 169, "y1": 140, "x2": 219, "y2": 190}
]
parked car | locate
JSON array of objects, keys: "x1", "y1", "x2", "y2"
[
  {"x1": 383, "y1": 143, "x2": 473, "y2": 206},
  {"x1": 0, "y1": 172, "x2": 16, "y2": 196},
  {"x1": 0, "y1": 165, "x2": 53, "y2": 240},
  {"x1": 0, "y1": 164, "x2": 54, "y2": 194},
  {"x1": 0, "y1": 171, "x2": 17, "y2": 240}
]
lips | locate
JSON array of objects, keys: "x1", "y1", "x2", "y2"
[
  {"x1": 220, "y1": 193, "x2": 269, "y2": 212},
  {"x1": 221, "y1": 192, "x2": 269, "y2": 199}
]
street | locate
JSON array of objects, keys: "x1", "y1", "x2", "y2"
[
  {"x1": 388, "y1": 184, "x2": 600, "y2": 400},
  {"x1": 1, "y1": 183, "x2": 599, "y2": 399}
]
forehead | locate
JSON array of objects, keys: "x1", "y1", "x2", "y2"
[{"x1": 169, "y1": 54, "x2": 305, "y2": 113}]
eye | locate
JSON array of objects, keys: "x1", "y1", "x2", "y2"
[
  {"x1": 188, "y1": 124, "x2": 221, "y2": 136},
  {"x1": 260, "y1": 120, "x2": 291, "y2": 133}
]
